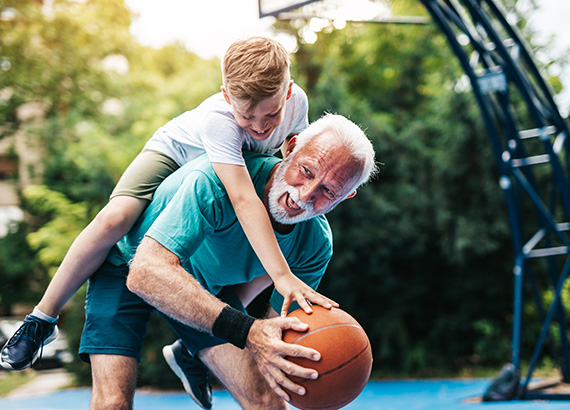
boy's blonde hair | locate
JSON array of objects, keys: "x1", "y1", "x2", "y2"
[{"x1": 222, "y1": 36, "x2": 291, "y2": 110}]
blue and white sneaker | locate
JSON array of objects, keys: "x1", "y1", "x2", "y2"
[
  {"x1": 0, "y1": 314, "x2": 59, "y2": 370},
  {"x1": 163, "y1": 340, "x2": 213, "y2": 409}
]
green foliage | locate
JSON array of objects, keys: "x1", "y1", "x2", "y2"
[
  {"x1": 23, "y1": 185, "x2": 90, "y2": 276},
  {"x1": 0, "y1": 0, "x2": 222, "y2": 385},
  {"x1": 0, "y1": 220, "x2": 46, "y2": 315},
  {"x1": 473, "y1": 319, "x2": 512, "y2": 365},
  {"x1": 291, "y1": 21, "x2": 517, "y2": 374}
]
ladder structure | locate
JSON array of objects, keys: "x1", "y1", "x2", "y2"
[{"x1": 260, "y1": 0, "x2": 570, "y2": 400}]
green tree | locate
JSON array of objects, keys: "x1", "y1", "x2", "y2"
[
  {"x1": 0, "y1": 0, "x2": 220, "y2": 386},
  {"x1": 286, "y1": 0, "x2": 563, "y2": 373},
  {"x1": 0, "y1": 220, "x2": 45, "y2": 315}
]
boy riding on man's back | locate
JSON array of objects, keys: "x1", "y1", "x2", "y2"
[{"x1": 1, "y1": 36, "x2": 337, "y2": 409}]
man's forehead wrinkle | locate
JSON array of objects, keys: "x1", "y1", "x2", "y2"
[
  {"x1": 302, "y1": 139, "x2": 343, "y2": 168},
  {"x1": 330, "y1": 161, "x2": 362, "y2": 193}
]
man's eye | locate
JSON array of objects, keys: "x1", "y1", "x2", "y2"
[
  {"x1": 303, "y1": 167, "x2": 312, "y2": 177},
  {"x1": 323, "y1": 187, "x2": 335, "y2": 199}
]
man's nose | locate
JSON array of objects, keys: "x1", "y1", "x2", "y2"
[{"x1": 299, "y1": 181, "x2": 318, "y2": 203}]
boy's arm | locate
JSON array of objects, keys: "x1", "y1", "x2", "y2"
[{"x1": 212, "y1": 162, "x2": 338, "y2": 316}]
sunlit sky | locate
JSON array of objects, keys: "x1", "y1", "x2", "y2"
[
  {"x1": 124, "y1": 0, "x2": 570, "y2": 114},
  {"x1": 124, "y1": 0, "x2": 277, "y2": 59}
]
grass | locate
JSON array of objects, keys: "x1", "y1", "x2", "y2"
[{"x1": 0, "y1": 370, "x2": 36, "y2": 397}]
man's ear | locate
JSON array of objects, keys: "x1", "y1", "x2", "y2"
[
  {"x1": 286, "y1": 80, "x2": 293, "y2": 101},
  {"x1": 284, "y1": 135, "x2": 297, "y2": 158},
  {"x1": 345, "y1": 191, "x2": 357, "y2": 199},
  {"x1": 221, "y1": 86, "x2": 231, "y2": 105}
]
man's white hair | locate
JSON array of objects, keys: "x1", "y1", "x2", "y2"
[{"x1": 293, "y1": 113, "x2": 378, "y2": 190}]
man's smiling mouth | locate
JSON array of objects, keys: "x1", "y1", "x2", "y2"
[{"x1": 285, "y1": 192, "x2": 301, "y2": 211}]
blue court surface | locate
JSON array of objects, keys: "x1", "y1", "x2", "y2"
[{"x1": 1, "y1": 379, "x2": 570, "y2": 409}]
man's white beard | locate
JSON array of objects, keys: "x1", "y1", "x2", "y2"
[{"x1": 268, "y1": 156, "x2": 317, "y2": 225}]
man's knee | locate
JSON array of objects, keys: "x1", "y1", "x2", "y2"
[
  {"x1": 240, "y1": 387, "x2": 287, "y2": 410},
  {"x1": 217, "y1": 373, "x2": 287, "y2": 410},
  {"x1": 90, "y1": 354, "x2": 137, "y2": 410},
  {"x1": 199, "y1": 344, "x2": 288, "y2": 410},
  {"x1": 90, "y1": 389, "x2": 133, "y2": 410}
]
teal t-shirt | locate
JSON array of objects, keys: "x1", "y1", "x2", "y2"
[{"x1": 108, "y1": 151, "x2": 333, "y2": 312}]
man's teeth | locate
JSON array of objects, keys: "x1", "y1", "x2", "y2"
[{"x1": 287, "y1": 194, "x2": 300, "y2": 210}]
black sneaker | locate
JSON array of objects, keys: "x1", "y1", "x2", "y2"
[
  {"x1": 0, "y1": 314, "x2": 59, "y2": 370},
  {"x1": 163, "y1": 340, "x2": 213, "y2": 409}
]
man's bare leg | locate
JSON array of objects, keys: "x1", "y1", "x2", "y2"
[
  {"x1": 90, "y1": 354, "x2": 138, "y2": 410},
  {"x1": 199, "y1": 342, "x2": 289, "y2": 410},
  {"x1": 162, "y1": 275, "x2": 274, "y2": 408}
]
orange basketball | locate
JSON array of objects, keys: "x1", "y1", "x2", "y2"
[{"x1": 282, "y1": 306, "x2": 373, "y2": 410}]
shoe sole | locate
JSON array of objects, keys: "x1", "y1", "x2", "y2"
[
  {"x1": 162, "y1": 345, "x2": 210, "y2": 410},
  {"x1": 0, "y1": 325, "x2": 59, "y2": 371}
]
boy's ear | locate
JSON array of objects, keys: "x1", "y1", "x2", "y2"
[
  {"x1": 221, "y1": 86, "x2": 231, "y2": 105},
  {"x1": 286, "y1": 80, "x2": 293, "y2": 101}
]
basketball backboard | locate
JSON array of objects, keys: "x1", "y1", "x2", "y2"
[
  {"x1": 258, "y1": 0, "x2": 430, "y2": 24},
  {"x1": 258, "y1": 0, "x2": 321, "y2": 18}
]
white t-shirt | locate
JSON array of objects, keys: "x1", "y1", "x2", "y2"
[{"x1": 144, "y1": 83, "x2": 309, "y2": 167}]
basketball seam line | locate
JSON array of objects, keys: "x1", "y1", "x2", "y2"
[
  {"x1": 288, "y1": 323, "x2": 362, "y2": 345},
  {"x1": 319, "y1": 342, "x2": 370, "y2": 377},
  {"x1": 289, "y1": 323, "x2": 370, "y2": 377}
]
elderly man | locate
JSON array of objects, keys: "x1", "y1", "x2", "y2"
[{"x1": 79, "y1": 113, "x2": 377, "y2": 410}]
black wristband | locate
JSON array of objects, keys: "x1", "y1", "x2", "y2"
[{"x1": 212, "y1": 306, "x2": 255, "y2": 349}]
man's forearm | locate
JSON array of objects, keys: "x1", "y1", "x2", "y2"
[
  {"x1": 127, "y1": 236, "x2": 226, "y2": 332},
  {"x1": 128, "y1": 236, "x2": 255, "y2": 348},
  {"x1": 129, "y1": 237, "x2": 257, "y2": 350},
  {"x1": 128, "y1": 237, "x2": 322, "y2": 400}
]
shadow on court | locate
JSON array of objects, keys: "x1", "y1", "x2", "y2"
[{"x1": 1, "y1": 378, "x2": 570, "y2": 409}]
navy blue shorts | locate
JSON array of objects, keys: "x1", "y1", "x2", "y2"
[{"x1": 79, "y1": 262, "x2": 246, "y2": 363}]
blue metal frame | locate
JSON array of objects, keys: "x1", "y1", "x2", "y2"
[
  {"x1": 418, "y1": 0, "x2": 570, "y2": 399},
  {"x1": 261, "y1": 0, "x2": 570, "y2": 400}
]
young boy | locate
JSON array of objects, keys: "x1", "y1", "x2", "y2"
[{"x1": 0, "y1": 37, "x2": 337, "y2": 376}]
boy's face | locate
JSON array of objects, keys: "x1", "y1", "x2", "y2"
[{"x1": 223, "y1": 81, "x2": 293, "y2": 142}]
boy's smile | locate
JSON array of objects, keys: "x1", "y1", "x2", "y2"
[{"x1": 222, "y1": 81, "x2": 293, "y2": 141}]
